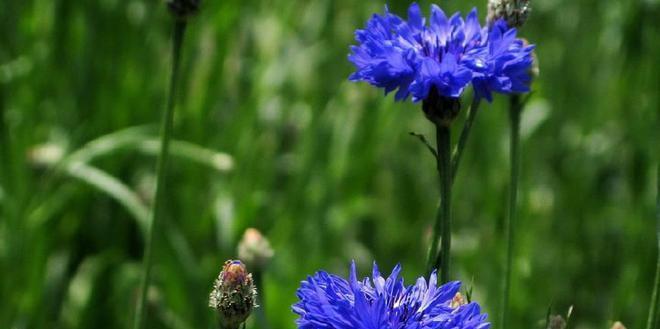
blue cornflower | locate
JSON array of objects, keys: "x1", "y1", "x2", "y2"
[
  {"x1": 349, "y1": 3, "x2": 484, "y2": 102},
  {"x1": 470, "y1": 20, "x2": 535, "y2": 102},
  {"x1": 348, "y1": 3, "x2": 535, "y2": 104},
  {"x1": 293, "y1": 262, "x2": 490, "y2": 329}
]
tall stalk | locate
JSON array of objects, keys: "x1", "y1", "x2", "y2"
[
  {"x1": 133, "y1": 20, "x2": 187, "y2": 329},
  {"x1": 422, "y1": 96, "x2": 481, "y2": 281},
  {"x1": 426, "y1": 123, "x2": 452, "y2": 283},
  {"x1": 646, "y1": 164, "x2": 660, "y2": 329},
  {"x1": 501, "y1": 94, "x2": 521, "y2": 328}
]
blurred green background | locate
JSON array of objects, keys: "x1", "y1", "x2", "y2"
[{"x1": 0, "y1": 0, "x2": 658, "y2": 328}]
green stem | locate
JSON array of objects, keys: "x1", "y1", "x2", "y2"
[
  {"x1": 646, "y1": 164, "x2": 660, "y2": 329},
  {"x1": 451, "y1": 97, "x2": 481, "y2": 182},
  {"x1": 133, "y1": 20, "x2": 187, "y2": 329},
  {"x1": 254, "y1": 270, "x2": 270, "y2": 329},
  {"x1": 426, "y1": 123, "x2": 452, "y2": 283},
  {"x1": 501, "y1": 94, "x2": 521, "y2": 328}
]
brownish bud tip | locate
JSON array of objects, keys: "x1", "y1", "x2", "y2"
[
  {"x1": 209, "y1": 260, "x2": 257, "y2": 328},
  {"x1": 450, "y1": 293, "x2": 467, "y2": 308}
]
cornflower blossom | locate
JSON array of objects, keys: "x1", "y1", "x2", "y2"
[
  {"x1": 293, "y1": 262, "x2": 490, "y2": 329},
  {"x1": 349, "y1": 3, "x2": 535, "y2": 104}
]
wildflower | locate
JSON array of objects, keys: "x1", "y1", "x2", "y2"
[
  {"x1": 209, "y1": 260, "x2": 257, "y2": 329},
  {"x1": 293, "y1": 262, "x2": 490, "y2": 329},
  {"x1": 348, "y1": 3, "x2": 485, "y2": 103},
  {"x1": 237, "y1": 228, "x2": 274, "y2": 269},
  {"x1": 348, "y1": 3, "x2": 535, "y2": 112},
  {"x1": 166, "y1": 0, "x2": 201, "y2": 20}
]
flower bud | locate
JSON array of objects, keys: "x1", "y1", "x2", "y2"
[
  {"x1": 450, "y1": 293, "x2": 467, "y2": 308},
  {"x1": 166, "y1": 0, "x2": 201, "y2": 20},
  {"x1": 487, "y1": 0, "x2": 531, "y2": 28},
  {"x1": 209, "y1": 260, "x2": 257, "y2": 329},
  {"x1": 27, "y1": 143, "x2": 65, "y2": 168},
  {"x1": 237, "y1": 228, "x2": 274, "y2": 269}
]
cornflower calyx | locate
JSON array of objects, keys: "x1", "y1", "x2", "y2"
[
  {"x1": 423, "y1": 89, "x2": 461, "y2": 126},
  {"x1": 487, "y1": 0, "x2": 531, "y2": 28},
  {"x1": 166, "y1": 0, "x2": 201, "y2": 20},
  {"x1": 209, "y1": 260, "x2": 257, "y2": 329}
]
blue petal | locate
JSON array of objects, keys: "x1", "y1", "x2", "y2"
[{"x1": 407, "y1": 3, "x2": 425, "y2": 30}]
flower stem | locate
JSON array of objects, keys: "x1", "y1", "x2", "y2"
[
  {"x1": 451, "y1": 97, "x2": 481, "y2": 182},
  {"x1": 501, "y1": 94, "x2": 522, "y2": 329},
  {"x1": 254, "y1": 270, "x2": 271, "y2": 329},
  {"x1": 426, "y1": 123, "x2": 452, "y2": 283},
  {"x1": 646, "y1": 164, "x2": 660, "y2": 329},
  {"x1": 133, "y1": 20, "x2": 187, "y2": 329}
]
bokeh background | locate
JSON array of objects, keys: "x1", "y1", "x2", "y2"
[{"x1": 1, "y1": 0, "x2": 659, "y2": 328}]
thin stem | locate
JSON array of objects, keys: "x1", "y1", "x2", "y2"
[
  {"x1": 254, "y1": 270, "x2": 271, "y2": 329},
  {"x1": 646, "y1": 164, "x2": 660, "y2": 329},
  {"x1": 451, "y1": 97, "x2": 481, "y2": 182},
  {"x1": 426, "y1": 123, "x2": 452, "y2": 283},
  {"x1": 501, "y1": 94, "x2": 522, "y2": 329},
  {"x1": 133, "y1": 20, "x2": 187, "y2": 329}
]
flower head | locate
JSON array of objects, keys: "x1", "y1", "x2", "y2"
[
  {"x1": 349, "y1": 4, "x2": 485, "y2": 102},
  {"x1": 293, "y1": 262, "x2": 490, "y2": 329},
  {"x1": 348, "y1": 3, "x2": 535, "y2": 105}
]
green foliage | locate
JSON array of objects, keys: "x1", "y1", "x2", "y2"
[{"x1": 0, "y1": 0, "x2": 658, "y2": 328}]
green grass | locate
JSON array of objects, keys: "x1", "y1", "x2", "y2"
[{"x1": 0, "y1": 0, "x2": 659, "y2": 328}]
